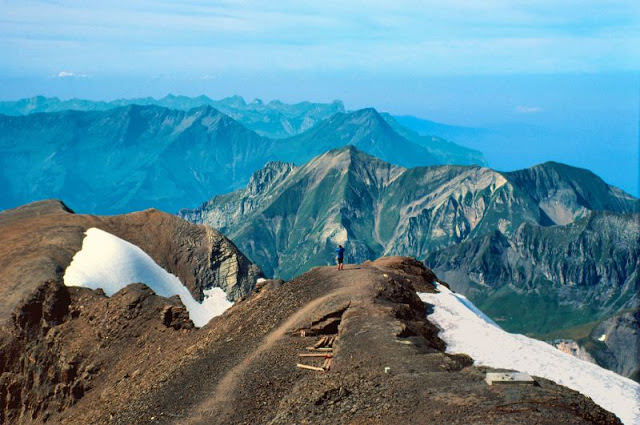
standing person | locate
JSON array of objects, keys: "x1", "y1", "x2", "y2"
[{"x1": 336, "y1": 244, "x2": 345, "y2": 270}]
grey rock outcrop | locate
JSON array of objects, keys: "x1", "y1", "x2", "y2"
[{"x1": 589, "y1": 311, "x2": 640, "y2": 380}]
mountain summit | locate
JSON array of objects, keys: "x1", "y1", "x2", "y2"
[
  {"x1": 182, "y1": 146, "x2": 637, "y2": 279},
  {"x1": 279, "y1": 108, "x2": 443, "y2": 168}
]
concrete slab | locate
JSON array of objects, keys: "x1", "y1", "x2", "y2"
[{"x1": 485, "y1": 372, "x2": 536, "y2": 385}]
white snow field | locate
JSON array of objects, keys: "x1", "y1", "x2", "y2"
[
  {"x1": 64, "y1": 227, "x2": 232, "y2": 327},
  {"x1": 418, "y1": 283, "x2": 640, "y2": 425}
]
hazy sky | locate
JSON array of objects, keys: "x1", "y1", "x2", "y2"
[
  {"x1": 1, "y1": 0, "x2": 638, "y2": 194},
  {"x1": 3, "y1": 1, "x2": 638, "y2": 77}
]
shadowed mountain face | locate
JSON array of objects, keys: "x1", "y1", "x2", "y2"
[
  {"x1": 181, "y1": 147, "x2": 639, "y2": 379},
  {"x1": 0, "y1": 253, "x2": 622, "y2": 424},
  {"x1": 1, "y1": 103, "x2": 484, "y2": 215},
  {"x1": 0, "y1": 105, "x2": 276, "y2": 214}
]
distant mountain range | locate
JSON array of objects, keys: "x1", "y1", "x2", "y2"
[
  {"x1": 0, "y1": 94, "x2": 345, "y2": 139},
  {"x1": 0, "y1": 100, "x2": 484, "y2": 214},
  {"x1": 180, "y1": 146, "x2": 639, "y2": 380}
]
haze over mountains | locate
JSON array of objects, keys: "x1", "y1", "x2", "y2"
[{"x1": 0, "y1": 96, "x2": 484, "y2": 214}]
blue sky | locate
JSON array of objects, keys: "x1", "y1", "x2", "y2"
[
  {"x1": 2, "y1": 1, "x2": 638, "y2": 77},
  {"x1": 1, "y1": 0, "x2": 639, "y2": 194}
]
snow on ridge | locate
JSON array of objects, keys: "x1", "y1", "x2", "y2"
[
  {"x1": 418, "y1": 283, "x2": 640, "y2": 425},
  {"x1": 63, "y1": 227, "x2": 232, "y2": 327}
]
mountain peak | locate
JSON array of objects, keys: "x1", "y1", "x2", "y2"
[
  {"x1": 312, "y1": 145, "x2": 398, "y2": 170},
  {"x1": 342, "y1": 107, "x2": 386, "y2": 124},
  {"x1": 351, "y1": 107, "x2": 379, "y2": 116}
]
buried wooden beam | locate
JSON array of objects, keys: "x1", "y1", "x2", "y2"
[
  {"x1": 298, "y1": 353, "x2": 333, "y2": 358},
  {"x1": 297, "y1": 363, "x2": 325, "y2": 372},
  {"x1": 305, "y1": 347, "x2": 333, "y2": 352}
]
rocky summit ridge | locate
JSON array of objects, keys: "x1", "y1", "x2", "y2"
[
  {"x1": 0, "y1": 200, "x2": 262, "y2": 322},
  {"x1": 0, "y1": 199, "x2": 264, "y2": 423},
  {"x1": 0, "y1": 253, "x2": 622, "y2": 424}
]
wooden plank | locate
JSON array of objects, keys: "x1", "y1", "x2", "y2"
[
  {"x1": 298, "y1": 353, "x2": 333, "y2": 358},
  {"x1": 323, "y1": 358, "x2": 333, "y2": 371},
  {"x1": 313, "y1": 336, "x2": 329, "y2": 348},
  {"x1": 305, "y1": 347, "x2": 333, "y2": 352},
  {"x1": 297, "y1": 363, "x2": 325, "y2": 372}
]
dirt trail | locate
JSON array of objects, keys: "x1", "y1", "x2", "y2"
[{"x1": 185, "y1": 282, "x2": 354, "y2": 424}]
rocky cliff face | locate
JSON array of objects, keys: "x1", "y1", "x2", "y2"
[
  {"x1": 182, "y1": 146, "x2": 638, "y2": 281},
  {"x1": 424, "y1": 212, "x2": 639, "y2": 334},
  {"x1": 0, "y1": 281, "x2": 194, "y2": 424},
  {"x1": 588, "y1": 311, "x2": 640, "y2": 381}
]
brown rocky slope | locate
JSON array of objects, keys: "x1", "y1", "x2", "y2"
[
  {"x1": 2, "y1": 248, "x2": 621, "y2": 423},
  {"x1": 0, "y1": 199, "x2": 262, "y2": 322},
  {"x1": 0, "y1": 200, "x2": 261, "y2": 423}
]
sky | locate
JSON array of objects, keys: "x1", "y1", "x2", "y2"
[{"x1": 1, "y1": 0, "x2": 639, "y2": 194}]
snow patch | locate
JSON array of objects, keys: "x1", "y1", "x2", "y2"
[
  {"x1": 63, "y1": 228, "x2": 232, "y2": 327},
  {"x1": 418, "y1": 283, "x2": 640, "y2": 425}
]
